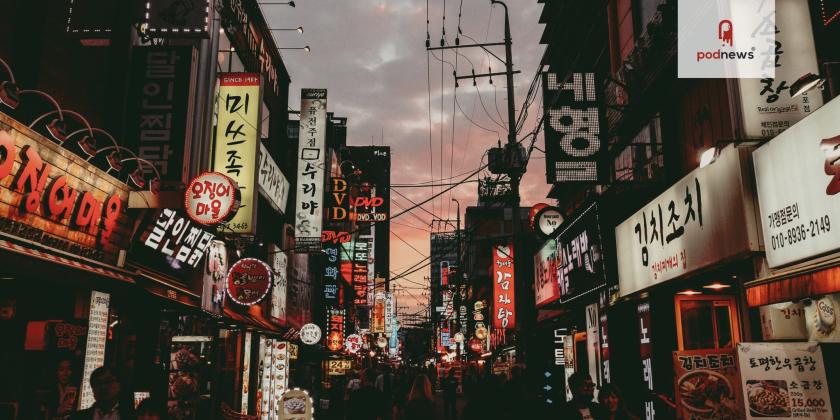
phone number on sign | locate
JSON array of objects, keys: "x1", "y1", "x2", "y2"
[{"x1": 769, "y1": 215, "x2": 831, "y2": 251}]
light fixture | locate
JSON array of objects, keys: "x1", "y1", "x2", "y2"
[
  {"x1": 120, "y1": 157, "x2": 162, "y2": 193},
  {"x1": 30, "y1": 109, "x2": 93, "y2": 145},
  {"x1": 677, "y1": 289, "x2": 702, "y2": 295},
  {"x1": 270, "y1": 26, "x2": 303, "y2": 34},
  {"x1": 699, "y1": 147, "x2": 717, "y2": 168},
  {"x1": 278, "y1": 46, "x2": 310, "y2": 52},
  {"x1": 259, "y1": 1, "x2": 295, "y2": 6},
  {"x1": 0, "y1": 58, "x2": 19, "y2": 108},
  {"x1": 790, "y1": 72, "x2": 825, "y2": 98},
  {"x1": 703, "y1": 282, "x2": 731, "y2": 290}
]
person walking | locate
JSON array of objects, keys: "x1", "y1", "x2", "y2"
[
  {"x1": 597, "y1": 384, "x2": 639, "y2": 420},
  {"x1": 347, "y1": 368, "x2": 386, "y2": 420},
  {"x1": 403, "y1": 374, "x2": 435, "y2": 420},
  {"x1": 442, "y1": 368, "x2": 458, "y2": 420},
  {"x1": 70, "y1": 367, "x2": 135, "y2": 420},
  {"x1": 554, "y1": 372, "x2": 607, "y2": 420}
]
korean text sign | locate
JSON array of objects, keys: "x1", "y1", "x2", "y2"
[
  {"x1": 258, "y1": 143, "x2": 290, "y2": 215},
  {"x1": 294, "y1": 89, "x2": 328, "y2": 252},
  {"x1": 212, "y1": 73, "x2": 261, "y2": 234},
  {"x1": 492, "y1": 243, "x2": 515, "y2": 329},
  {"x1": 673, "y1": 349, "x2": 744, "y2": 420},
  {"x1": 542, "y1": 72, "x2": 605, "y2": 183},
  {"x1": 144, "y1": 208, "x2": 216, "y2": 267},
  {"x1": 753, "y1": 96, "x2": 840, "y2": 268},
  {"x1": 557, "y1": 203, "x2": 606, "y2": 302},
  {"x1": 534, "y1": 238, "x2": 560, "y2": 306},
  {"x1": 737, "y1": 342, "x2": 833, "y2": 419},
  {"x1": 737, "y1": 0, "x2": 822, "y2": 139},
  {"x1": 615, "y1": 145, "x2": 760, "y2": 296}
]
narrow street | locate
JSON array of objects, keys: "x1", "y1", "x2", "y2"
[{"x1": 1, "y1": 0, "x2": 840, "y2": 419}]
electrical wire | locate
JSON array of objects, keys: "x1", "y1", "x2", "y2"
[{"x1": 391, "y1": 230, "x2": 428, "y2": 258}]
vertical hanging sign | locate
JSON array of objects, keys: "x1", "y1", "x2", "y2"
[
  {"x1": 492, "y1": 243, "x2": 516, "y2": 329},
  {"x1": 213, "y1": 73, "x2": 261, "y2": 234},
  {"x1": 79, "y1": 291, "x2": 110, "y2": 409},
  {"x1": 295, "y1": 89, "x2": 327, "y2": 252},
  {"x1": 638, "y1": 301, "x2": 655, "y2": 420}
]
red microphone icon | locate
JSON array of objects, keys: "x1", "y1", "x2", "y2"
[{"x1": 718, "y1": 19, "x2": 733, "y2": 46}]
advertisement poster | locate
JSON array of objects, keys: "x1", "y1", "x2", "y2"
[
  {"x1": 294, "y1": 89, "x2": 328, "y2": 252},
  {"x1": 492, "y1": 243, "x2": 516, "y2": 329},
  {"x1": 168, "y1": 336, "x2": 212, "y2": 420},
  {"x1": 372, "y1": 292, "x2": 386, "y2": 333},
  {"x1": 804, "y1": 294, "x2": 840, "y2": 342},
  {"x1": 79, "y1": 291, "x2": 110, "y2": 410},
  {"x1": 201, "y1": 240, "x2": 227, "y2": 315},
  {"x1": 534, "y1": 238, "x2": 560, "y2": 306},
  {"x1": 212, "y1": 73, "x2": 261, "y2": 234},
  {"x1": 585, "y1": 304, "x2": 601, "y2": 387},
  {"x1": 673, "y1": 349, "x2": 744, "y2": 420},
  {"x1": 737, "y1": 342, "x2": 833, "y2": 419},
  {"x1": 241, "y1": 332, "x2": 252, "y2": 414},
  {"x1": 279, "y1": 389, "x2": 314, "y2": 420},
  {"x1": 257, "y1": 337, "x2": 289, "y2": 420}
]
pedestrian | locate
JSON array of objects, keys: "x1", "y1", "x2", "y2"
[
  {"x1": 347, "y1": 368, "x2": 386, "y2": 420},
  {"x1": 501, "y1": 366, "x2": 528, "y2": 417},
  {"x1": 70, "y1": 366, "x2": 135, "y2": 420},
  {"x1": 442, "y1": 368, "x2": 458, "y2": 420},
  {"x1": 597, "y1": 384, "x2": 639, "y2": 420},
  {"x1": 554, "y1": 372, "x2": 607, "y2": 420},
  {"x1": 403, "y1": 374, "x2": 435, "y2": 420},
  {"x1": 375, "y1": 364, "x2": 395, "y2": 418},
  {"x1": 43, "y1": 357, "x2": 78, "y2": 420}
]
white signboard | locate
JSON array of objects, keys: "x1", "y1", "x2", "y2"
[
  {"x1": 616, "y1": 145, "x2": 760, "y2": 296},
  {"x1": 384, "y1": 292, "x2": 394, "y2": 337},
  {"x1": 737, "y1": 342, "x2": 833, "y2": 419},
  {"x1": 738, "y1": 0, "x2": 823, "y2": 139},
  {"x1": 241, "y1": 331, "x2": 252, "y2": 414},
  {"x1": 299, "y1": 323, "x2": 322, "y2": 345},
  {"x1": 269, "y1": 245, "x2": 288, "y2": 323},
  {"x1": 258, "y1": 143, "x2": 290, "y2": 215},
  {"x1": 271, "y1": 341, "x2": 290, "y2": 418},
  {"x1": 760, "y1": 301, "x2": 808, "y2": 340},
  {"x1": 294, "y1": 89, "x2": 327, "y2": 252},
  {"x1": 754, "y1": 96, "x2": 840, "y2": 267},
  {"x1": 79, "y1": 291, "x2": 110, "y2": 409},
  {"x1": 585, "y1": 304, "x2": 601, "y2": 388}
]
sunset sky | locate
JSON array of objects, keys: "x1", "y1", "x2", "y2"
[{"x1": 263, "y1": 0, "x2": 549, "y2": 314}]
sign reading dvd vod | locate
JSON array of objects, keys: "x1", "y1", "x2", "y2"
[
  {"x1": 294, "y1": 89, "x2": 327, "y2": 252},
  {"x1": 212, "y1": 73, "x2": 261, "y2": 234}
]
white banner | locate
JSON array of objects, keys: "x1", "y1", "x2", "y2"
[
  {"x1": 737, "y1": 0, "x2": 822, "y2": 139},
  {"x1": 737, "y1": 342, "x2": 833, "y2": 419},
  {"x1": 79, "y1": 291, "x2": 110, "y2": 409},
  {"x1": 585, "y1": 304, "x2": 601, "y2": 388},
  {"x1": 269, "y1": 245, "x2": 288, "y2": 323},
  {"x1": 754, "y1": 96, "x2": 840, "y2": 268},
  {"x1": 294, "y1": 89, "x2": 327, "y2": 252},
  {"x1": 760, "y1": 301, "x2": 808, "y2": 341},
  {"x1": 241, "y1": 331, "x2": 252, "y2": 414},
  {"x1": 616, "y1": 145, "x2": 760, "y2": 296},
  {"x1": 258, "y1": 143, "x2": 290, "y2": 215}
]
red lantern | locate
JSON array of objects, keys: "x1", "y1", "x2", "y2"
[
  {"x1": 327, "y1": 331, "x2": 343, "y2": 351},
  {"x1": 468, "y1": 337, "x2": 482, "y2": 353}
]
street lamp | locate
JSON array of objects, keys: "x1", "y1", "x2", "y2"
[
  {"x1": 259, "y1": 1, "x2": 295, "y2": 6},
  {"x1": 270, "y1": 26, "x2": 303, "y2": 34},
  {"x1": 278, "y1": 46, "x2": 310, "y2": 52}
]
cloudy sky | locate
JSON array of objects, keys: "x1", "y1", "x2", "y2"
[{"x1": 262, "y1": 0, "x2": 548, "y2": 314}]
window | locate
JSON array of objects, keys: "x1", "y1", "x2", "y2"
[
  {"x1": 675, "y1": 295, "x2": 740, "y2": 351},
  {"x1": 217, "y1": 31, "x2": 245, "y2": 73},
  {"x1": 613, "y1": 116, "x2": 664, "y2": 182}
]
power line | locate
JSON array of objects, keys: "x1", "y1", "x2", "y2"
[{"x1": 391, "y1": 230, "x2": 428, "y2": 258}]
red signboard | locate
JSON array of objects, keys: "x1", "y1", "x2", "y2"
[
  {"x1": 185, "y1": 172, "x2": 241, "y2": 225},
  {"x1": 226, "y1": 258, "x2": 272, "y2": 305},
  {"x1": 492, "y1": 243, "x2": 516, "y2": 329},
  {"x1": 0, "y1": 119, "x2": 132, "y2": 264}
]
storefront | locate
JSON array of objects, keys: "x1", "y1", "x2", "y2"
[
  {"x1": 532, "y1": 202, "x2": 608, "y2": 403},
  {"x1": 613, "y1": 144, "x2": 761, "y2": 419},
  {"x1": 742, "y1": 95, "x2": 840, "y2": 415}
]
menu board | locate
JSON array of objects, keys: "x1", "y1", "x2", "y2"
[
  {"x1": 673, "y1": 349, "x2": 744, "y2": 420},
  {"x1": 279, "y1": 389, "x2": 314, "y2": 420},
  {"x1": 737, "y1": 343, "x2": 833, "y2": 419},
  {"x1": 79, "y1": 291, "x2": 110, "y2": 410},
  {"x1": 241, "y1": 331, "x2": 252, "y2": 414}
]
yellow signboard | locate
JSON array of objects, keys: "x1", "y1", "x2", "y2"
[{"x1": 212, "y1": 73, "x2": 261, "y2": 234}]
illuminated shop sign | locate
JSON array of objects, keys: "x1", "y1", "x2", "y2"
[
  {"x1": 0, "y1": 122, "x2": 131, "y2": 264},
  {"x1": 556, "y1": 204, "x2": 606, "y2": 302},
  {"x1": 542, "y1": 72, "x2": 605, "y2": 184},
  {"x1": 294, "y1": 89, "x2": 327, "y2": 252},
  {"x1": 492, "y1": 243, "x2": 515, "y2": 329},
  {"x1": 185, "y1": 172, "x2": 241, "y2": 225},
  {"x1": 226, "y1": 257, "x2": 273, "y2": 305},
  {"x1": 143, "y1": 208, "x2": 216, "y2": 267}
]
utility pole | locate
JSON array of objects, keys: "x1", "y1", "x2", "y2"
[{"x1": 428, "y1": 0, "x2": 525, "y2": 361}]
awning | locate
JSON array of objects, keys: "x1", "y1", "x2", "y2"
[
  {"x1": 223, "y1": 306, "x2": 286, "y2": 335},
  {"x1": 133, "y1": 267, "x2": 202, "y2": 309},
  {"x1": 0, "y1": 239, "x2": 134, "y2": 283},
  {"x1": 745, "y1": 255, "x2": 840, "y2": 307}
]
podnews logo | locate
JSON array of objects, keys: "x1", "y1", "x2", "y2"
[{"x1": 695, "y1": 19, "x2": 755, "y2": 62}]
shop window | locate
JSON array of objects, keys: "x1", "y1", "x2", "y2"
[{"x1": 675, "y1": 295, "x2": 740, "y2": 351}]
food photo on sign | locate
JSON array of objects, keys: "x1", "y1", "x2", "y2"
[{"x1": 672, "y1": 349, "x2": 743, "y2": 420}]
